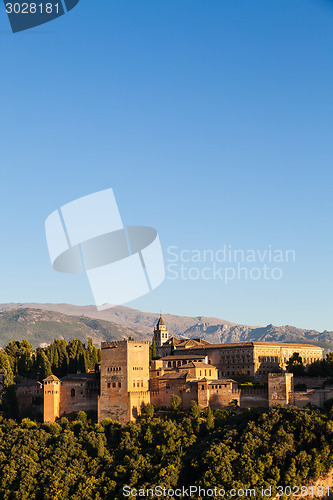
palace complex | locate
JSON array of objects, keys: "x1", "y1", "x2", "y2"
[{"x1": 15, "y1": 316, "x2": 325, "y2": 424}]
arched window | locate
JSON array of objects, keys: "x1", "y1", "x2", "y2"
[{"x1": 71, "y1": 388, "x2": 75, "y2": 398}]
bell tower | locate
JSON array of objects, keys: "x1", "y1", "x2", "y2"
[{"x1": 154, "y1": 315, "x2": 169, "y2": 348}]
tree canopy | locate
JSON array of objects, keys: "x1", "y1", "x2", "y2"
[{"x1": 0, "y1": 406, "x2": 331, "y2": 499}]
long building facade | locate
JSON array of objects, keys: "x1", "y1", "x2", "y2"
[{"x1": 154, "y1": 316, "x2": 323, "y2": 380}]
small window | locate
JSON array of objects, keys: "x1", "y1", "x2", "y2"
[
  {"x1": 112, "y1": 382, "x2": 116, "y2": 388},
  {"x1": 71, "y1": 388, "x2": 75, "y2": 398},
  {"x1": 107, "y1": 383, "x2": 110, "y2": 388},
  {"x1": 118, "y1": 382, "x2": 121, "y2": 388}
]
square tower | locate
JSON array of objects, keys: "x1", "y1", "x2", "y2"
[
  {"x1": 268, "y1": 372, "x2": 293, "y2": 407},
  {"x1": 98, "y1": 340, "x2": 150, "y2": 424},
  {"x1": 43, "y1": 375, "x2": 60, "y2": 423}
]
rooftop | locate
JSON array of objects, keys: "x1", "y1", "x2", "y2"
[
  {"x1": 156, "y1": 314, "x2": 166, "y2": 327},
  {"x1": 161, "y1": 354, "x2": 206, "y2": 361},
  {"x1": 43, "y1": 375, "x2": 60, "y2": 382},
  {"x1": 178, "y1": 361, "x2": 214, "y2": 369},
  {"x1": 177, "y1": 341, "x2": 323, "y2": 349}
]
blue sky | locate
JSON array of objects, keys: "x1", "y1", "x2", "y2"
[{"x1": 0, "y1": 0, "x2": 332, "y2": 331}]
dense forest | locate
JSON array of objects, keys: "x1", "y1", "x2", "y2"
[
  {"x1": 0, "y1": 338, "x2": 100, "y2": 380},
  {"x1": 0, "y1": 405, "x2": 332, "y2": 499}
]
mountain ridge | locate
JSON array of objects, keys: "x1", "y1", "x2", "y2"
[{"x1": 0, "y1": 302, "x2": 332, "y2": 351}]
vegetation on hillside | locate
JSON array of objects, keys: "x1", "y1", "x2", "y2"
[{"x1": 0, "y1": 406, "x2": 332, "y2": 499}]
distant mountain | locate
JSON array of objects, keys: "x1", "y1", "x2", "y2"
[
  {"x1": 0, "y1": 308, "x2": 145, "y2": 348},
  {"x1": 0, "y1": 303, "x2": 332, "y2": 351}
]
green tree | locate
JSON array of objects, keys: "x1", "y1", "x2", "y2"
[
  {"x1": 149, "y1": 337, "x2": 157, "y2": 361},
  {"x1": 142, "y1": 403, "x2": 154, "y2": 419},
  {"x1": 205, "y1": 406, "x2": 214, "y2": 430},
  {"x1": 170, "y1": 394, "x2": 181, "y2": 411},
  {"x1": 287, "y1": 353, "x2": 305, "y2": 376},
  {"x1": 5, "y1": 339, "x2": 34, "y2": 376},
  {"x1": 189, "y1": 400, "x2": 201, "y2": 419},
  {"x1": 228, "y1": 398, "x2": 239, "y2": 408},
  {"x1": 36, "y1": 349, "x2": 52, "y2": 381}
]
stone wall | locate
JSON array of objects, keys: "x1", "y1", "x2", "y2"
[
  {"x1": 290, "y1": 387, "x2": 333, "y2": 409},
  {"x1": 59, "y1": 374, "x2": 99, "y2": 417},
  {"x1": 16, "y1": 379, "x2": 43, "y2": 419},
  {"x1": 239, "y1": 388, "x2": 268, "y2": 408}
]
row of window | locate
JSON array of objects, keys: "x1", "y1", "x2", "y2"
[
  {"x1": 70, "y1": 389, "x2": 84, "y2": 397},
  {"x1": 107, "y1": 382, "x2": 122, "y2": 388},
  {"x1": 199, "y1": 370, "x2": 212, "y2": 377},
  {"x1": 220, "y1": 358, "x2": 251, "y2": 364},
  {"x1": 133, "y1": 381, "x2": 144, "y2": 388},
  {"x1": 220, "y1": 355, "x2": 251, "y2": 363},
  {"x1": 221, "y1": 370, "x2": 251, "y2": 376},
  {"x1": 166, "y1": 359, "x2": 202, "y2": 368},
  {"x1": 258, "y1": 356, "x2": 279, "y2": 363},
  {"x1": 133, "y1": 367, "x2": 144, "y2": 371},
  {"x1": 107, "y1": 367, "x2": 121, "y2": 372},
  {"x1": 45, "y1": 389, "x2": 86, "y2": 397}
]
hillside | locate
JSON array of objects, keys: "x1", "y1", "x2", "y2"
[
  {"x1": 0, "y1": 303, "x2": 332, "y2": 350},
  {"x1": 0, "y1": 308, "x2": 145, "y2": 348}
]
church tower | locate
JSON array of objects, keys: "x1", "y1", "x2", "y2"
[{"x1": 154, "y1": 315, "x2": 169, "y2": 348}]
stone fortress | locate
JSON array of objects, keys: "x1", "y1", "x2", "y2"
[{"x1": 16, "y1": 316, "x2": 329, "y2": 424}]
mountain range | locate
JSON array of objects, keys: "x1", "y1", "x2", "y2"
[{"x1": 0, "y1": 303, "x2": 332, "y2": 351}]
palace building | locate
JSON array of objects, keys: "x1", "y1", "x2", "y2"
[
  {"x1": 155, "y1": 319, "x2": 323, "y2": 380},
  {"x1": 15, "y1": 315, "x2": 324, "y2": 424}
]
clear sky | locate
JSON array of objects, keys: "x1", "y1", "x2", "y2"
[{"x1": 0, "y1": 0, "x2": 332, "y2": 331}]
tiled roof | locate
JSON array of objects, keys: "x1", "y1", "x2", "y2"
[
  {"x1": 161, "y1": 354, "x2": 206, "y2": 361},
  {"x1": 43, "y1": 374, "x2": 60, "y2": 382},
  {"x1": 159, "y1": 372, "x2": 188, "y2": 380},
  {"x1": 17, "y1": 378, "x2": 42, "y2": 387},
  {"x1": 179, "y1": 361, "x2": 213, "y2": 369},
  {"x1": 60, "y1": 373, "x2": 97, "y2": 381},
  {"x1": 177, "y1": 341, "x2": 323, "y2": 349}
]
